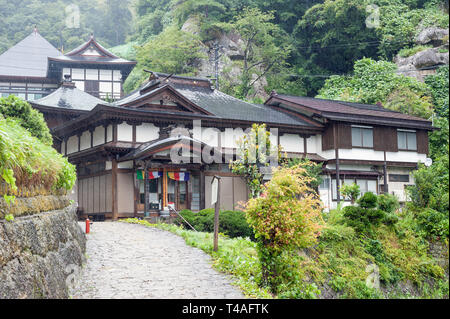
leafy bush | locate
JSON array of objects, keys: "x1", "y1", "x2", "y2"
[
  {"x1": 415, "y1": 208, "x2": 449, "y2": 240},
  {"x1": 0, "y1": 95, "x2": 52, "y2": 145},
  {"x1": 0, "y1": 115, "x2": 76, "y2": 202},
  {"x1": 357, "y1": 192, "x2": 378, "y2": 209},
  {"x1": 340, "y1": 183, "x2": 360, "y2": 204},
  {"x1": 245, "y1": 164, "x2": 324, "y2": 292},
  {"x1": 377, "y1": 193, "x2": 400, "y2": 214},
  {"x1": 177, "y1": 208, "x2": 254, "y2": 239}
]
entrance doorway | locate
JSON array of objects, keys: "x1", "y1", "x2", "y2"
[{"x1": 137, "y1": 169, "x2": 190, "y2": 212}]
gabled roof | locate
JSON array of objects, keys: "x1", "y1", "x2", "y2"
[
  {"x1": 0, "y1": 30, "x2": 62, "y2": 79},
  {"x1": 116, "y1": 72, "x2": 320, "y2": 128},
  {"x1": 266, "y1": 93, "x2": 434, "y2": 130},
  {"x1": 31, "y1": 81, "x2": 107, "y2": 111},
  {"x1": 119, "y1": 135, "x2": 213, "y2": 162},
  {"x1": 47, "y1": 35, "x2": 136, "y2": 66}
]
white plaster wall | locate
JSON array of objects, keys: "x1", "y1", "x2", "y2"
[
  {"x1": 118, "y1": 160, "x2": 133, "y2": 169},
  {"x1": 386, "y1": 151, "x2": 426, "y2": 164},
  {"x1": 80, "y1": 131, "x2": 91, "y2": 151},
  {"x1": 105, "y1": 161, "x2": 112, "y2": 170},
  {"x1": 67, "y1": 135, "x2": 78, "y2": 154},
  {"x1": 307, "y1": 135, "x2": 321, "y2": 154},
  {"x1": 383, "y1": 167, "x2": 415, "y2": 202},
  {"x1": 93, "y1": 126, "x2": 105, "y2": 146},
  {"x1": 279, "y1": 134, "x2": 303, "y2": 153},
  {"x1": 117, "y1": 123, "x2": 133, "y2": 141},
  {"x1": 106, "y1": 125, "x2": 113, "y2": 142},
  {"x1": 201, "y1": 127, "x2": 220, "y2": 147},
  {"x1": 221, "y1": 127, "x2": 245, "y2": 149},
  {"x1": 136, "y1": 123, "x2": 159, "y2": 143},
  {"x1": 337, "y1": 149, "x2": 385, "y2": 161}
]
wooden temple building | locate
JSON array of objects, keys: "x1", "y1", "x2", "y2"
[{"x1": 1, "y1": 30, "x2": 435, "y2": 220}]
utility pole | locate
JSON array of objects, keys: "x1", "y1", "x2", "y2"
[
  {"x1": 211, "y1": 175, "x2": 221, "y2": 251},
  {"x1": 210, "y1": 41, "x2": 222, "y2": 90}
]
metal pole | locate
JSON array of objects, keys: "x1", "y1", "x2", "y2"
[
  {"x1": 144, "y1": 162, "x2": 149, "y2": 217},
  {"x1": 213, "y1": 176, "x2": 221, "y2": 252},
  {"x1": 214, "y1": 42, "x2": 219, "y2": 90}
]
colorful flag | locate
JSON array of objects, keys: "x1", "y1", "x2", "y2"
[
  {"x1": 167, "y1": 172, "x2": 190, "y2": 181},
  {"x1": 136, "y1": 170, "x2": 162, "y2": 180}
]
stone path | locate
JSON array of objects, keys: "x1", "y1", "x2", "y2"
[{"x1": 70, "y1": 221, "x2": 245, "y2": 299}]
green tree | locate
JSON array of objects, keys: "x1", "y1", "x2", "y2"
[
  {"x1": 230, "y1": 123, "x2": 280, "y2": 198},
  {"x1": 294, "y1": 0, "x2": 380, "y2": 75},
  {"x1": 136, "y1": 25, "x2": 205, "y2": 75},
  {"x1": 426, "y1": 66, "x2": 449, "y2": 160},
  {"x1": 0, "y1": 95, "x2": 52, "y2": 145},
  {"x1": 317, "y1": 58, "x2": 434, "y2": 118},
  {"x1": 226, "y1": 7, "x2": 292, "y2": 99},
  {"x1": 244, "y1": 164, "x2": 324, "y2": 292}
]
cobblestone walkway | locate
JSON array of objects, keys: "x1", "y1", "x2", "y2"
[{"x1": 70, "y1": 221, "x2": 245, "y2": 299}]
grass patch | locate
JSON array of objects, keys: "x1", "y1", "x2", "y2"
[{"x1": 398, "y1": 45, "x2": 433, "y2": 58}]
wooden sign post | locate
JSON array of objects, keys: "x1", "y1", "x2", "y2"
[{"x1": 211, "y1": 176, "x2": 221, "y2": 252}]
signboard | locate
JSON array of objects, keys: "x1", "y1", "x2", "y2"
[{"x1": 211, "y1": 177, "x2": 218, "y2": 206}]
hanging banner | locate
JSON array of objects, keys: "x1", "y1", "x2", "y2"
[
  {"x1": 167, "y1": 172, "x2": 190, "y2": 181},
  {"x1": 136, "y1": 170, "x2": 162, "y2": 180}
]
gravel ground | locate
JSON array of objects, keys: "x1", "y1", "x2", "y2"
[{"x1": 69, "y1": 221, "x2": 245, "y2": 299}]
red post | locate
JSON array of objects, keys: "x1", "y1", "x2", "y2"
[{"x1": 85, "y1": 218, "x2": 90, "y2": 234}]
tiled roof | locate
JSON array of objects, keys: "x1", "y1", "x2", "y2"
[
  {"x1": 0, "y1": 31, "x2": 62, "y2": 78},
  {"x1": 31, "y1": 82, "x2": 107, "y2": 111},
  {"x1": 116, "y1": 79, "x2": 316, "y2": 127},
  {"x1": 272, "y1": 94, "x2": 431, "y2": 123}
]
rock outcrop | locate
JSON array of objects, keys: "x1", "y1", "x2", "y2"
[
  {"x1": 182, "y1": 16, "x2": 269, "y2": 99},
  {"x1": 0, "y1": 204, "x2": 86, "y2": 299},
  {"x1": 395, "y1": 27, "x2": 449, "y2": 81}
]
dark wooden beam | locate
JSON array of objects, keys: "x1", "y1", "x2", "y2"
[{"x1": 111, "y1": 158, "x2": 118, "y2": 220}]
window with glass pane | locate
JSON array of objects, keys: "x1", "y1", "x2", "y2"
[
  {"x1": 398, "y1": 130, "x2": 416, "y2": 150},
  {"x1": 86, "y1": 69, "x2": 98, "y2": 80},
  {"x1": 72, "y1": 68, "x2": 84, "y2": 80},
  {"x1": 398, "y1": 131, "x2": 407, "y2": 149},
  {"x1": 407, "y1": 132, "x2": 417, "y2": 150},
  {"x1": 362, "y1": 129, "x2": 373, "y2": 147},
  {"x1": 352, "y1": 127, "x2": 362, "y2": 147},
  {"x1": 352, "y1": 127, "x2": 373, "y2": 148}
]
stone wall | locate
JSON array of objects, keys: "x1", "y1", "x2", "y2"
[{"x1": 0, "y1": 204, "x2": 86, "y2": 299}]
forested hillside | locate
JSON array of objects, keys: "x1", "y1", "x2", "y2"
[{"x1": 0, "y1": 0, "x2": 133, "y2": 53}]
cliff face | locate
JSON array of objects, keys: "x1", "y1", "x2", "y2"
[
  {"x1": 181, "y1": 15, "x2": 269, "y2": 99},
  {"x1": 0, "y1": 204, "x2": 85, "y2": 299},
  {"x1": 395, "y1": 27, "x2": 449, "y2": 81}
]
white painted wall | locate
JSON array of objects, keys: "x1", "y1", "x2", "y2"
[
  {"x1": 93, "y1": 126, "x2": 105, "y2": 147},
  {"x1": 106, "y1": 125, "x2": 113, "y2": 142},
  {"x1": 386, "y1": 151, "x2": 426, "y2": 164},
  {"x1": 221, "y1": 128, "x2": 244, "y2": 148},
  {"x1": 67, "y1": 135, "x2": 78, "y2": 154},
  {"x1": 136, "y1": 123, "x2": 159, "y2": 143},
  {"x1": 201, "y1": 127, "x2": 220, "y2": 147},
  {"x1": 117, "y1": 123, "x2": 133, "y2": 141},
  {"x1": 80, "y1": 131, "x2": 91, "y2": 151},
  {"x1": 279, "y1": 134, "x2": 303, "y2": 153},
  {"x1": 307, "y1": 135, "x2": 321, "y2": 154},
  {"x1": 118, "y1": 160, "x2": 133, "y2": 169}
]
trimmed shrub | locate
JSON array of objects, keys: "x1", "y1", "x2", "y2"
[
  {"x1": 177, "y1": 208, "x2": 254, "y2": 239},
  {"x1": 357, "y1": 192, "x2": 378, "y2": 209},
  {"x1": 377, "y1": 193, "x2": 400, "y2": 214},
  {"x1": 416, "y1": 208, "x2": 449, "y2": 240}
]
